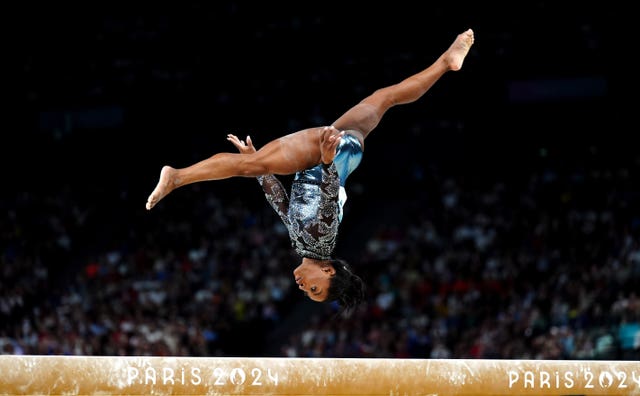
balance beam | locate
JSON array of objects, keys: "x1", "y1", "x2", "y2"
[{"x1": 0, "y1": 356, "x2": 638, "y2": 395}]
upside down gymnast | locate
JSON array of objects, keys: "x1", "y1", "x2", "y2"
[{"x1": 145, "y1": 28, "x2": 475, "y2": 314}]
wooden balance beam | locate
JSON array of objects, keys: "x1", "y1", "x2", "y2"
[{"x1": 0, "y1": 356, "x2": 638, "y2": 395}]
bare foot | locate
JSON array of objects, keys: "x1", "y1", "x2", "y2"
[
  {"x1": 146, "y1": 166, "x2": 178, "y2": 210},
  {"x1": 445, "y1": 28, "x2": 475, "y2": 71}
]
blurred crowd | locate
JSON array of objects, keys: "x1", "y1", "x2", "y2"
[
  {"x1": 280, "y1": 153, "x2": 640, "y2": 360},
  {"x1": 1, "y1": 184, "x2": 298, "y2": 356},
  {"x1": 8, "y1": 1, "x2": 635, "y2": 361},
  {"x1": 3, "y1": 143, "x2": 639, "y2": 360}
]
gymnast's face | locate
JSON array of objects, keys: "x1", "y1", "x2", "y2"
[{"x1": 293, "y1": 259, "x2": 336, "y2": 302}]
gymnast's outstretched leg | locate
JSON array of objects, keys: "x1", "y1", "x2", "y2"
[
  {"x1": 145, "y1": 29, "x2": 474, "y2": 210},
  {"x1": 331, "y1": 28, "x2": 475, "y2": 142},
  {"x1": 145, "y1": 127, "x2": 327, "y2": 210}
]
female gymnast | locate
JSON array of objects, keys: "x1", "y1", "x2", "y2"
[{"x1": 145, "y1": 28, "x2": 475, "y2": 314}]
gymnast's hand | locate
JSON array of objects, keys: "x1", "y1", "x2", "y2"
[
  {"x1": 227, "y1": 134, "x2": 256, "y2": 154},
  {"x1": 320, "y1": 126, "x2": 344, "y2": 165}
]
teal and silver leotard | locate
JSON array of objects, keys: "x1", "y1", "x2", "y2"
[{"x1": 257, "y1": 132, "x2": 363, "y2": 259}]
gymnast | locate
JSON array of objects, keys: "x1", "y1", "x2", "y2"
[{"x1": 145, "y1": 28, "x2": 475, "y2": 314}]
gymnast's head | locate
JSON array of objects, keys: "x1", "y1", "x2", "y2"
[{"x1": 293, "y1": 258, "x2": 366, "y2": 314}]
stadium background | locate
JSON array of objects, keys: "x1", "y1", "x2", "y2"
[{"x1": 5, "y1": 2, "x2": 637, "y2": 359}]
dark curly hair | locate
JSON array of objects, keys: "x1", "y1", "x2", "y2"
[{"x1": 325, "y1": 259, "x2": 366, "y2": 316}]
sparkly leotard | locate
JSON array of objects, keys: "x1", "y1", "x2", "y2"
[{"x1": 257, "y1": 132, "x2": 363, "y2": 260}]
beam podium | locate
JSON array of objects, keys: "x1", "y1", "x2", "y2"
[{"x1": 1, "y1": 356, "x2": 638, "y2": 395}]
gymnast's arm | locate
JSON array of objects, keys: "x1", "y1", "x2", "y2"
[
  {"x1": 317, "y1": 162, "x2": 340, "y2": 227},
  {"x1": 317, "y1": 126, "x2": 343, "y2": 226},
  {"x1": 256, "y1": 174, "x2": 290, "y2": 225}
]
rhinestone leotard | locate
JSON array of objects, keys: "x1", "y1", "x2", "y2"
[{"x1": 257, "y1": 132, "x2": 363, "y2": 259}]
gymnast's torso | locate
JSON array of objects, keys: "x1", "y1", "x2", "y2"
[{"x1": 258, "y1": 132, "x2": 364, "y2": 260}]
